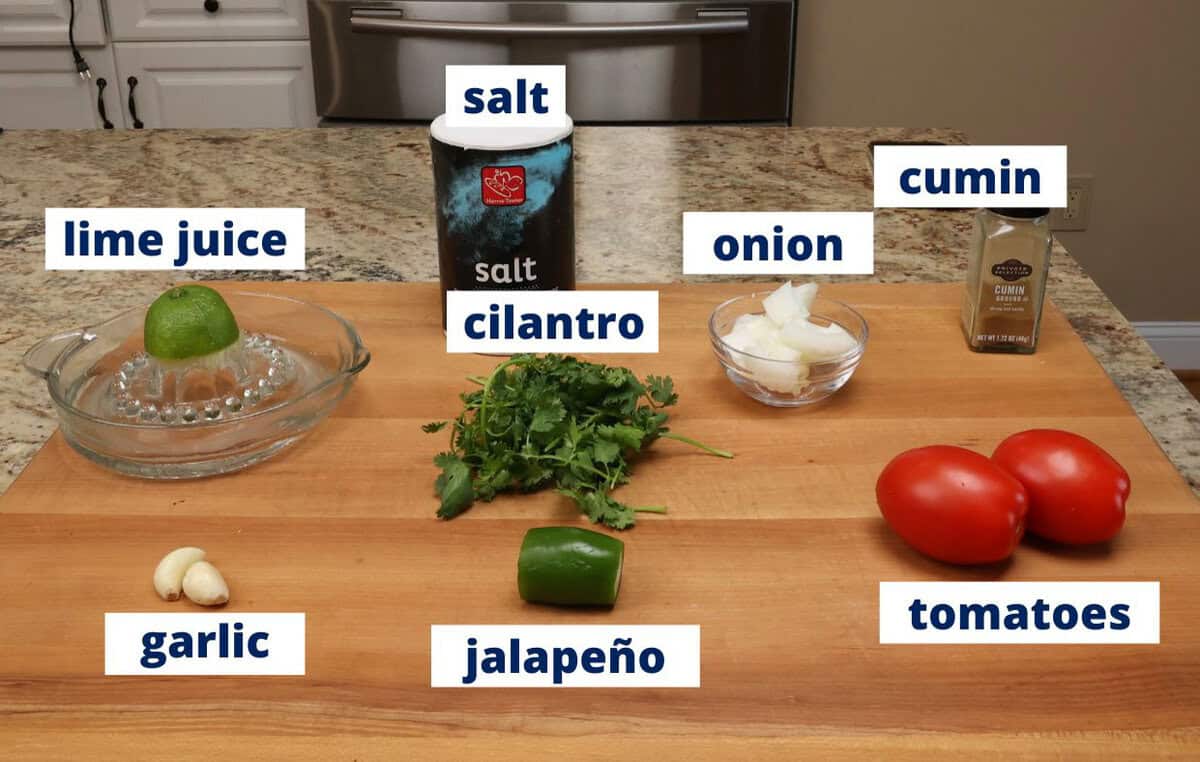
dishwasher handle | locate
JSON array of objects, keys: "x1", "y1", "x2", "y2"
[{"x1": 349, "y1": 10, "x2": 750, "y2": 37}]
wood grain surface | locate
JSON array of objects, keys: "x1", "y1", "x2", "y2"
[{"x1": 2, "y1": 282, "x2": 1197, "y2": 760}]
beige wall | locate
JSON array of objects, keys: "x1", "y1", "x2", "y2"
[{"x1": 792, "y1": 0, "x2": 1199, "y2": 321}]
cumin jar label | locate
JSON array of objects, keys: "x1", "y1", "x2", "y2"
[{"x1": 430, "y1": 116, "x2": 576, "y2": 325}]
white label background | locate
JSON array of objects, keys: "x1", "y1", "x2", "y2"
[
  {"x1": 431, "y1": 625, "x2": 701, "y2": 687},
  {"x1": 45, "y1": 208, "x2": 306, "y2": 271},
  {"x1": 445, "y1": 290, "x2": 659, "y2": 354},
  {"x1": 444, "y1": 65, "x2": 568, "y2": 129},
  {"x1": 879, "y1": 582, "x2": 1159, "y2": 644},
  {"x1": 873, "y1": 145, "x2": 1067, "y2": 208},
  {"x1": 105, "y1": 613, "x2": 306, "y2": 675},
  {"x1": 682, "y1": 211, "x2": 874, "y2": 275}
]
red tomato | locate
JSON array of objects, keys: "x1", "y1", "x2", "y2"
[
  {"x1": 876, "y1": 445, "x2": 1028, "y2": 564},
  {"x1": 992, "y1": 429, "x2": 1129, "y2": 545}
]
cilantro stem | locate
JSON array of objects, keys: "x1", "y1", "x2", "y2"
[
  {"x1": 636, "y1": 505, "x2": 668, "y2": 514},
  {"x1": 660, "y1": 432, "x2": 734, "y2": 459},
  {"x1": 477, "y1": 357, "x2": 528, "y2": 443},
  {"x1": 524, "y1": 452, "x2": 612, "y2": 483}
]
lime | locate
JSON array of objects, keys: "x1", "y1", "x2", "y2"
[{"x1": 143, "y1": 285, "x2": 240, "y2": 360}]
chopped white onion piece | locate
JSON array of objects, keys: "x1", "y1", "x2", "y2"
[{"x1": 720, "y1": 281, "x2": 857, "y2": 394}]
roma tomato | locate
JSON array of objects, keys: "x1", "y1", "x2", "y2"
[
  {"x1": 876, "y1": 445, "x2": 1028, "y2": 565},
  {"x1": 992, "y1": 429, "x2": 1129, "y2": 545}
]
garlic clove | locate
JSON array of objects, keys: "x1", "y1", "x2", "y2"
[
  {"x1": 153, "y1": 546, "x2": 206, "y2": 601},
  {"x1": 182, "y1": 560, "x2": 230, "y2": 606}
]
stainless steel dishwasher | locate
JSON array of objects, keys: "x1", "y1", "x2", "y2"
[{"x1": 308, "y1": 0, "x2": 795, "y2": 124}]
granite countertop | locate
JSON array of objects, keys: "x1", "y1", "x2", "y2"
[{"x1": 0, "y1": 126, "x2": 1196, "y2": 496}]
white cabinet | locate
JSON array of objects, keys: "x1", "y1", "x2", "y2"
[
  {"x1": 0, "y1": 45, "x2": 123, "y2": 127},
  {"x1": 0, "y1": 0, "x2": 105, "y2": 46},
  {"x1": 112, "y1": 40, "x2": 317, "y2": 128},
  {"x1": 108, "y1": 0, "x2": 308, "y2": 41},
  {"x1": 0, "y1": 0, "x2": 318, "y2": 128}
]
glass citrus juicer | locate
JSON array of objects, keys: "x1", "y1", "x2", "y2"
[{"x1": 23, "y1": 289, "x2": 370, "y2": 478}]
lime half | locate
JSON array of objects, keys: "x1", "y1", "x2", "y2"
[{"x1": 144, "y1": 286, "x2": 240, "y2": 361}]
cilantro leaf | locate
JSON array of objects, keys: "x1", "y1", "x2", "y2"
[
  {"x1": 592, "y1": 437, "x2": 622, "y2": 464},
  {"x1": 598, "y1": 423, "x2": 645, "y2": 450},
  {"x1": 559, "y1": 489, "x2": 638, "y2": 530},
  {"x1": 433, "y1": 452, "x2": 474, "y2": 519},
  {"x1": 426, "y1": 356, "x2": 729, "y2": 529},
  {"x1": 530, "y1": 399, "x2": 566, "y2": 433},
  {"x1": 646, "y1": 375, "x2": 679, "y2": 406}
]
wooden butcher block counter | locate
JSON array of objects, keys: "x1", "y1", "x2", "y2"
[{"x1": 1, "y1": 281, "x2": 1197, "y2": 760}]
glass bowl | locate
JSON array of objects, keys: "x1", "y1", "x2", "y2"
[
  {"x1": 23, "y1": 291, "x2": 370, "y2": 479},
  {"x1": 708, "y1": 292, "x2": 868, "y2": 407}
]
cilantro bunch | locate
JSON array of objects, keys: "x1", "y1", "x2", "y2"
[{"x1": 423, "y1": 354, "x2": 732, "y2": 529}]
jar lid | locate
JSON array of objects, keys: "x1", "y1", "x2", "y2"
[
  {"x1": 988, "y1": 208, "x2": 1050, "y2": 219},
  {"x1": 430, "y1": 114, "x2": 574, "y2": 151}
]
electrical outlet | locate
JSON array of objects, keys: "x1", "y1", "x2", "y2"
[{"x1": 1050, "y1": 175, "x2": 1093, "y2": 231}]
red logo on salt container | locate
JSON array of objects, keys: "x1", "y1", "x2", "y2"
[{"x1": 481, "y1": 166, "x2": 526, "y2": 206}]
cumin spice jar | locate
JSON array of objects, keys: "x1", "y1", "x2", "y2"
[{"x1": 962, "y1": 208, "x2": 1052, "y2": 353}]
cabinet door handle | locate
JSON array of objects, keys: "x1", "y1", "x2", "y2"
[
  {"x1": 204, "y1": 0, "x2": 220, "y2": 12},
  {"x1": 127, "y1": 76, "x2": 145, "y2": 129},
  {"x1": 95, "y1": 77, "x2": 114, "y2": 129}
]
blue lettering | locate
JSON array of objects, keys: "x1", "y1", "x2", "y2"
[
  {"x1": 1082, "y1": 604, "x2": 1106, "y2": 630},
  {"x1": 464, "y1": 87, "x2": 484, "y2": 113},
  {"x1": 610, "y1": 638, "x2": 635, "y2": 673},
  {"x1": 744, "y1": 234, "x2": 769, "y2": 261},
  {"x1": 960, "y1": 603, "x2": 1000, "y2": 630},
  {"x1": 788, "y1": 234, "x2": 812, "y2": 261},
  {"x1": 904, "y1": 600, "x2": 1133, "y2": 633},
  {"x1": 1053, "y1": 604, "x2": 1078, "y2": 629},
  {"x1": 464, "y1": 80, "x2": 551, "y2": 115},
  {"x1": 817, "y1": 234, "x2": 842, "y2": 261},
  {"x1": 138, "y1": 623, "x2": 270, "y2": 670},
  {"x1": 481, "y1": 647, "x2": 505, "y2": 674},
  {"x1": 1033, "y1": 599, "x2": 1051, "y2": 630},
  {"x1": 957, "y1": 167, "x2": 993, "y2": 194},
  {"x1": 247, "y1": 632, "x2": 269, "y2": 657},
  {"x1": 261, "y1": 230, "x2": 287, "y2": 256},
  {"x1": 581, "y1": 647, "x2": 605, "y2": 673},
  {"x1": 141, "y1": 632, "x2": 167, "y2": 669},
  {"x1": 531, "y1": 81, "x2": 549, "y2": 113},
  {"x1": 553, "y1": 647, "x2": 577, "y2": 685},
  {"x1": 1110, "y1": 604, "x2": 1131, "y2": 630},
  {"x1": 465, "y1": 314, "x2": 485, "y2": 340},
  {"x1": 1016, "y1": 167, "x2": 1040, "y2": 194},
  {"x1": 578, "y1": 309, "x2": 596, "y2": 340},
  {"x1": 711, "y1": 229, "x2": 844, "y2": 262},
  {"x1": 524, "y1": 647, "x2": 548, "y2": 673},
  {"x1": 140, "y1": 229, "x2": 162, "y2": 256},
  {"x1": 713, "y1": 235, "x2": 738, "y2": 261},
  {"x1": 457, "y1": 636, "x2": 676, "y2": 684},
  {"x1": 926, "y1": 167, "x2": 951, "y2": 194},
  {"x1": 930, "y1": 604, "x2": 955, "y2": 630},
  {"x1": 487, "y1": 89, "x2": 511, "y2": 114},
  {"x1": 1004, "y1": 604, "x2": 1029, "y2": 629},
  {"x1": 639, "y1": 647, "x2": 664, "y2": 674},
  {"x1": 909, "y1": 599, "x2": 928, "y2": 630},
  {"x1": 547, "y1": 312, "x2": 571, "y2": 339},
  {"x1": 463, "y1": 302, "x2": 646, "y2": 343},
  {"x1": 900, "y1": 160, "x2": 1040, "y2": 195},
  {"x1": 462, "y1": 636, "x2": 478, "y2": 684},
  {"x1": 618, "y1": 314, "x2": 643, "y2": 339},
  {"x1": 169, "y1": 633, "x2": 193, "y2": 658}
]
